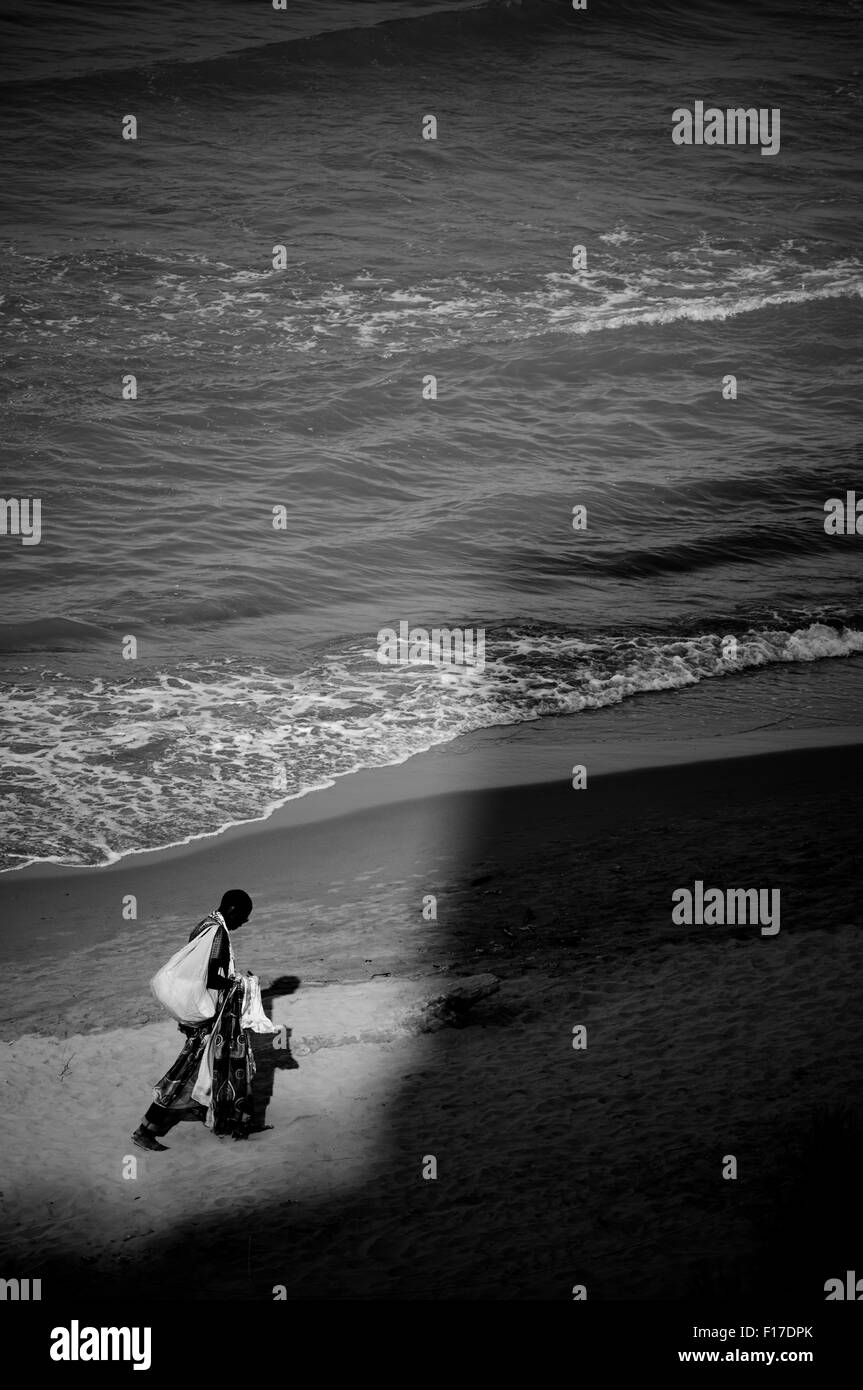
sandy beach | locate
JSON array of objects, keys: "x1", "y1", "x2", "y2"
[{"x1": 2, "y1": 720, "x2": 861, "y2": 1301}]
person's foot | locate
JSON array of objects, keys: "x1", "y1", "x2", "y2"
[{"x1": 131, "y1": 1129, "x2": 168, "y2": 1152}]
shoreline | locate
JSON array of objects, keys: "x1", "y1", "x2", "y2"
[
  {"x1": 5, "y1": 649, "x2": 863, "y2": 885},
  {"x1": 5, "y1": 712, "x2": 862, "y2": 888}
]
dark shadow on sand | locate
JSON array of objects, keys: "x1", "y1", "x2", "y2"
[{"x1": 249, "y1": 977, "x2": 301, "y2": 1133}]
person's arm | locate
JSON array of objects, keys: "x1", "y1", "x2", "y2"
[{"x1": 205, "y1": 925, "x2": 232, "y2": 992}]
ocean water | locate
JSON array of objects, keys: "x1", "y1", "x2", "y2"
[{"x1": 1, "y1": 0, "x2": 861, "y2": 871}]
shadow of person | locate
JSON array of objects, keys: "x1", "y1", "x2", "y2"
[
  {"x1": 248, "y1": 975, "x2": 301, "y2": 1132},
  {"x1": 265, "y1": 975, "x2": 302, "y2": 998}
]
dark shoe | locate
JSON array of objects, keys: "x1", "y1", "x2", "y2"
[{"x1": 132, "y1": 1129, "x2": 168, "y2": 1152}]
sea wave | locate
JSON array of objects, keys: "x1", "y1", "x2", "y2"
[
  {"x1": 0, "y1": 0, "x2": 498, "y2": 88},
  {"x1": 1, "y1": 0, "x2": 835, "y2": 90},
  {"x1": 0, "y1": 618, "x2": 115, "y2": 654},
  {"x1": 3, "y1": 241, "x2": 859, "y2": 366},
  {"x1": 1, "y1": 617, "x2": 861, "y2": 873}
]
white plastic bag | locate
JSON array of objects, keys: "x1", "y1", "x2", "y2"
[
  {"x1": 150, "y1": 921, "x2": 220, "y2": 1026},
  {"x1": 241, "y1": 974, "x2": 280, "y2": 1034}
]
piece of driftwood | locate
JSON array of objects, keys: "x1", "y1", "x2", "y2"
[{"x1": 419, "y1": 973, "x2": 500, "y2": 1028}]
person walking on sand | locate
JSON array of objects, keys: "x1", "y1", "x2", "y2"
[{"x1": 132, "y1": 889, "x2": 258, "y2": 1152}]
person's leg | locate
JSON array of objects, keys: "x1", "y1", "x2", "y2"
[
  {"x1": 211, "y1": 1010, "x2": 257, "y2": 1139},
  {"x1": 132, "y1": 1102, "x2": 181, "y2": 1150},
  {"x1": 132, "y1": 1122, "x2": 168, "y2": 1151},
  {"x1": 132, "y1": 1025, "x2": 211, "y2": 1150}
]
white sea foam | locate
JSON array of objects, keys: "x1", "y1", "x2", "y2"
[
  {"x1": 2, "y1": 621, "x2": 861, "y2": 873},
  {"x1": 14, "y1": 243, "x2": 859, "y2": 366}
]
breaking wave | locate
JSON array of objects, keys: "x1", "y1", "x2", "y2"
[{"x1": 2, "y1": 616, "x2": 861, "y2": 872}]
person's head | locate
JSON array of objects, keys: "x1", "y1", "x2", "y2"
[{"x1": 219, "y1": 889, "x2": 253, "y2": 930}]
